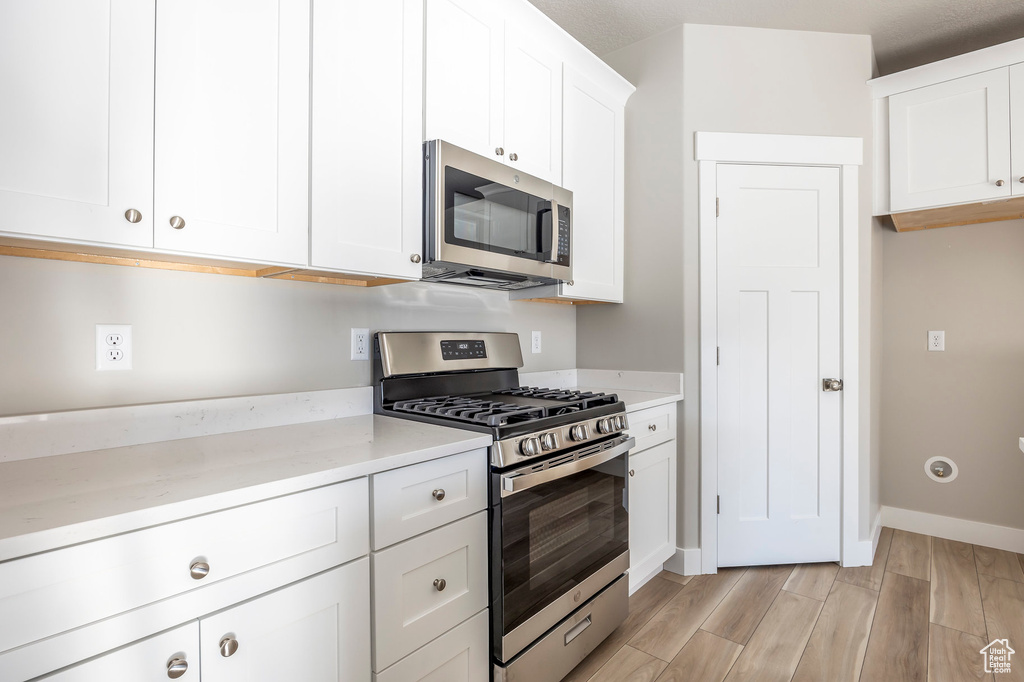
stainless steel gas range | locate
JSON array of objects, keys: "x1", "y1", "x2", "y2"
[{"x1": 372, "y1": 331, "x2": 633, "y2": 682}]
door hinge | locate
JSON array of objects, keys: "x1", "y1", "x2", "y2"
[
  {"x1": 716, "y1": 197, "x2": 720, "y2": 217},
  {"x1": 716, "y1": 347, "x2": 720, "y2": 366},
  {"x1": 717, "y1": 495, "x2": 720, "y2": 514}
]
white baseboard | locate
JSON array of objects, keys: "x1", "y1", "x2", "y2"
[
  {"x1": 664, "y1": 547, "x2": 703, "y2": 576},
  {"x1": 842, "y1": 510, "x2": 882, "y2": 567},
  {"x1": 881, "y1": 505, "x2": 1024, "y2": 554}
]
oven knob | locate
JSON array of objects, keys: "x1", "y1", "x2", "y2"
[
  {"x1": 540, "y1": 432, "x2": 558, "y2": 451},
  {"x1": 614, "y1": 415, "x2": 628, "y2": 430},
  {"x1": 520, "y1": 437, "x2": 542, "y2": 456},
  {"x1": 569, "y1": 424, "x2": 590, "y2": 441},
  {"x1": 597, "y1": 418, "x2": 614, "y2": 434}
]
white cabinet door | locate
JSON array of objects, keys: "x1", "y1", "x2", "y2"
[
  {"x1": 310, "y1": 0, "x2": 423, "y2": 279},
  {"x1": 503, "y1": 27, "x2": 562, "y2": 184},
  {"x1": 40, "y1": 622, "x2": 198, "y2": 682},
  {"x1": 0, "y1": 0, "x2": 154, "y2": 248},
  {"x1": 201, "y1": 559, "x2": 370, "y2": 682},
  {"x1": 889, "y1": 68, "x2": 1011, "y2": 212},
  {"x1": 628, "y1": 440, "x2": 676, "y2": 593},
  {"x1": 153, "y1": 0, "x2": 310, "y2": 265},
  {"x1": 1010, "y1": 63, "x2": 1024, "y2": 196},
  {"x1": 424, "y1": 0, "x2": 504, "y2": 162},
  {"x1": 561, "y1": 65, "x2": 624, "y2": 302}
]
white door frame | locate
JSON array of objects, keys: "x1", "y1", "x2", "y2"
[{"x1": 697, "y1": 132, "x2": 863, "y2": 574}]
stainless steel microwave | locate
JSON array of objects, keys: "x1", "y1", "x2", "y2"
[{"x1": 423, "y1": 140, "x2": 572, "y2": 290}]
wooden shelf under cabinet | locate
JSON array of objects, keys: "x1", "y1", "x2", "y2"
[{"x1": 889, "y1": 195, "x2": 1024, "y2": 232}]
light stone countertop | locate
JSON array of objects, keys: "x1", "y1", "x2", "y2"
[{"x1": 0, "y1": 415, "x2": 491, "y2": 562}]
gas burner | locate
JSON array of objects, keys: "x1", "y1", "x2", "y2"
[
  {"x1": 392, "y1": 396, "x2": 546, "y2": 427},
  {"x1": 497, "y1": 387, "x2": 618, "y2": 409}
]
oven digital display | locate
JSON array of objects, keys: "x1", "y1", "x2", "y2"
[{"x1": 440, "y1": 339, "x2": 487, "y2": 360}]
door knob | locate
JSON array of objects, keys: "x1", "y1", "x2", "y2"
[
  {"x1": 822, "y1": 378, "x2": 843, "y2": 392},
  {"x1": 410, "y1": 254, "x2": 421, "y2": 263}
]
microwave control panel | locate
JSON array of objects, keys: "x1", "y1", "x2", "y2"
[{"x1": 556, "y1": 205, "x2": 570, "y2": 266}]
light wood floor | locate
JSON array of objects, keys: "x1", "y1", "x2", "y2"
[{"x1": 564, "y1": 528, "x2": 1024, "y2": 682}]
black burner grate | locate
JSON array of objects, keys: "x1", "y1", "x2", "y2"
[
  {"x1": 392, "y1": 396, "x2": 547, "y2": 427},
  {"x1": 497, "y1": 387, "x2": 618, "y2": 409}
]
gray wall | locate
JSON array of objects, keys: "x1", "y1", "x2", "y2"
[
  {"x1": 581, "y1": 24, "x2": 879, "y2": 551},
  {"x1": 0, "y1": 255, "x2": 576, "y2": 416},
  {"x1": 881, "y1": 220, "x2": 1024, "y2": 530}
]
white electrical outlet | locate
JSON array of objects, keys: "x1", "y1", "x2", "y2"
[
  {"x1": 96, "y1": 324, "x2": 133, "y2": 371},
  {"x1": 928, "y1": 330, "x2": 945, "y2": 352},
  {"x1": 531, "y1": 331, "x2": 542, "y2": 354},
  {"x1": 351, "y1": 328, "x2": 370, "y2": 360}
]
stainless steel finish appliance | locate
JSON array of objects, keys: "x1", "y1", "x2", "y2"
[
  {"x1": 423, "y1": 140, "x2": 572, "y2": 291},
  {"x1": 372, "y1": 332, "x2": 631, "y2": 682}
]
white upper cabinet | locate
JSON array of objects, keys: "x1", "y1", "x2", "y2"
[
  {"x1": 560, "y1": 65, "x2": 625, "y2": 302},
  {"x1": 889, "y1": 68, "x2": 1011, "y2": 212},
  {"x1": 424, "y1": 0, "x2": 562, "y2": 184},
  {"x1": 1010, "y1": 63, "x2": 1024, "y2": 195},
  {"x1": 310, "y1": 0, "x2": 424, "y2": 279},
  {"x1": 0, "y1": 0, "x2": 155, "y2": 248},
  {"x1": 153, "y1": 0, "x2": 310, "y2": 265}
]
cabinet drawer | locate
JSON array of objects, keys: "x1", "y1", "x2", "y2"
[
  {"x1": 374, "y1": 609, "x2": 488, "y2": 682},
  {"x1": 0, "y1": 478, "x2": 368, "y2": 655},
  {"x1": 372, "y1": 511, "x2": 488, "y2": 671},
  {"x1": 628, "y1": 404, "x2": 675, "y2": 453},
  {"x1": 39, "y1": 622, "x2": 199, "y2": 682},
  {"x1": 372, "y1": 449, "x2": 487, "y2": 549}
]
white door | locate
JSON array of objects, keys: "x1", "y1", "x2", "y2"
[
  {"x1": 40, "y1": 622, "x2": 198, "y2": 681},
  {"x1": 889, "y1": 68, "x2": 1011, "y2": 211},
  {"x1": 201, "y1": 559, "x2": 370, "y2": 682},
  {"x1": 0, "y1": 0, "x2": 154, "y2": 247},
  {"x1": 716, "y1": 164, "x2": 841, "y2": 567},
  {"x1": 1009, "y1": 63, "x2": 1024, "y2": 196},
  {"x1": 503, "y1": 27, "x2": 561, "y2": 184},
  {"x1": 424, "y1": 0, "x2": 504, "y2": 162},
  {"x1": 561, "y1": 65, "x2": 624, "y2": 303},
  {"x1": 310, "y1": 0, "x2": 423, "y2": 279},
  {"x1": 154, "y1": 0, "x2": 310, "y2": 265}
]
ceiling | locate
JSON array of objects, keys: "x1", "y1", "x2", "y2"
[{"x1": 526, "y1": 0, "x2": 1024, "y2": 75}]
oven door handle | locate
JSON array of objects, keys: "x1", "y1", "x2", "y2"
[{"x1": 500, "y1": 436, "x2": 635, "y2": 497}]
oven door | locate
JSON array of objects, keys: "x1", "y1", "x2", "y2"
[
  {"x1": 492, "y1": 434, "x2": 633, "y2": 663},
  {"x1": 426, "y1": 140, "x2": 572, "y2": 281}
]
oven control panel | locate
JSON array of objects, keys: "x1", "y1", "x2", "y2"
[
  {"x1": 493, "y1": 412, "x2": 630, "y2": 468},
  {"x1": 440, "y1": 339, "x2": 487, "y2": 360}
]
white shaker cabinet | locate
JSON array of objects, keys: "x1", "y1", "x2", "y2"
[
  {"x1": 888, "y1": 68, "x2": 1011, "y2": 212},
  {"x1": 424, "y1": 0, "x2": 562, "y2": 184},
  {"x1": 310, "y1": 0, "x2": 424, "y2": 279},
  {"x1": 40, "y1": 623, "x2": 199, "y2": 682},
  {"x1": 153, "y1": 0, "x2": 310, "y2": 265},
  {"x1": 1009, "y1": 63, "x2": 1024, "y2": 195},
  {"x1": 200, "y1": 560, "x2": 370, "y2": 682},
  {"x1": 0, "y1": 0, "x2": 155, "y2": 248}
]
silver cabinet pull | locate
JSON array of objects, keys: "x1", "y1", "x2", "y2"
[
  {"x1": 169, "y1": 216, "x2": 186, "y2": 230},
  {"x1": 219, "y1": 637, "x2": 238, "y2": 658},
  {"x1": 822, "y1": 378, "x2": 844, "y2": 392},
  {"x1": 1019, "y1": 177, "x2": 1024, "y2": 184},
  {"x1": 432, "y1": 488, "x2": 446, "y2": 501},
  {"x1": 564, "y1": 615, "x2": 593, "y2": 646},
  {"x1": 495, "y1": 147, "x2": 504, "y2": 156},
  {"x1": 189, "y1": 561, "x2": 210, "y2": 580},
  {"x1": 996, "y1": 179, "x2": 1006, "y2": 187},
  {"x1": 410, "y1": 254, "x2": 421, "y2": 263},
  {"x1": 433, "y1": 578, "x2": 447, "y2": 592},
  {"x1": 629, "y1": 469, "x2": 635, "y2": 477},
  {"x1": 124, "y1": 208, "x2": 142, "y2": 224},
  {"x1": 648, "y1": 424, "x2": 657, "y2": 432},
  {"x1": 166, "y1": 658, "x2": 188, "y2": 679},
  {"x1": 509, "y1": 152, "x2": 518, "y2": 161}
]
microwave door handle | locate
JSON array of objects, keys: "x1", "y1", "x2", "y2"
[
  {"x1": 500, "y1": 436, "x2": 635, "y2": 497},
  {"x1": 537, "y1": 201, "x2": 554, "y2": 261}
]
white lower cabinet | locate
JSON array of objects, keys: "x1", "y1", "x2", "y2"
[
  {"x1": 40, "y1": 622, "x2": 199, "y2": 682},
  {"x1": 200, "y1": 560, "x2": 370, "y2": 682},
  {"x1": 627, "y1": 403, "x2": 678, "y2": 593},
  {"x1": 373, "y1": 610, "x2": 489, "y2": 682}
]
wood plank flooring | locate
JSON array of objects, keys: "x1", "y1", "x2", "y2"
[{"x1": 565, "y1": 529, "x2": 1024, "y2": 682}]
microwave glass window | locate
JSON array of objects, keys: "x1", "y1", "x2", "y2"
[{"x1": 445, "y1": 167, "x2": 554, "y2": 261}]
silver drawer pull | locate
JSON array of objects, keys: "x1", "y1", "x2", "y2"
[
  {"x1": 124, "y1": 208, "x2": 142, "y2": 224},
  {"x1": 433, "y1": 578, "x2": 447, "y2": 592},
  {"x1": 169, "y1": 216, "x2": 186, "y2": 230},
  {"x1": 432, "y1": 488, "x2": 446, "y2": 501},
  {"x1": 564, "y1": 615, "x2": 593, "y2": 646},
  {"x1": 166, "y1": 657, "x2": 188, "y2": 679},
  {"x1": 648, "y1": 424, "x2": 657, "y2": 432},
  {"x1": 629, "y1": 469, "x2": 635, "y2": 477},
  {"x1": 219, "y1": 637, "x2": 238, "y2": 658},
  {"x1": 189, "y1": 561, "x2": 210, "y2": 580}
]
